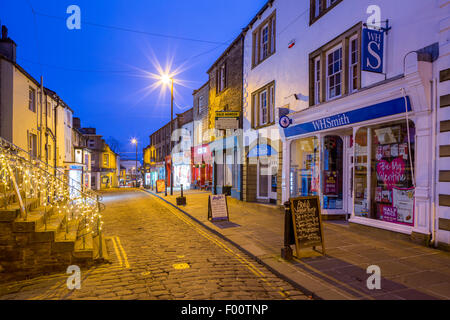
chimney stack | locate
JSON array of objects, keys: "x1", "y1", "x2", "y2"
[{"x1": 0, "y1": 25, "x2": 17, "y2": 62}]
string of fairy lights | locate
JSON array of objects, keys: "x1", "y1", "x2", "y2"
[{"x1": 0, "y1": 141, "x2": 103, "y2": 240}]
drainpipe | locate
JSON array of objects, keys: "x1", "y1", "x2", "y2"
[
  {"x1": 53, "y1": 97, "x2": 60, "y2": 176},
  {"x1": 39, "y1": 76, "x2": 43, "y2": 160},
  {"x1": 431, "y1": 78, "x2": 438, "y2": 247}
]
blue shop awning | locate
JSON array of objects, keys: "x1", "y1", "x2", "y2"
[{"x1": 248, "y1": 144, "x2": 277, "y2": 157}]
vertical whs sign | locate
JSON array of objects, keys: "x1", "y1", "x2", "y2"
[{"x1": 362, "y1": 28, "x2": 384, "y2": 73}]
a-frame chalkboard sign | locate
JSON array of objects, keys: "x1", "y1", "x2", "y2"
[
  {"x1": 208, "y1": 194, "x2": 229, "y2": 221},
  {"x1": 289, "y1": 196, "x2": 325, "y2": 256}
]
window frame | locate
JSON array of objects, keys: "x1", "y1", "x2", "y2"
[
  {"x1": 309, "y1": 22, "x2": 361, "y2": 107},
  {"x1": 103, "y1": 153, "x2": 109, "y2": 167},
  {"x1": 310, "y1": 0, "x2": 343, "y2": 25},
  {"x1": 326, "y1": 44, "x2": 343, "y2": 101},
  {"x1": 28, "y1": 87, "x2": 36, "y2": 112},
  {"x1": 251, "y1": 81, "x2": 275, "y2": 129},
  {"x1": 252, "y1": 10, "x2": 276, "y2": 68},
  {"x1": 216, "y1": 62, "x2": 227, "y2": 94},
  {"x1": 348, "y1": 34, "x2": 359, "y2": 94}
]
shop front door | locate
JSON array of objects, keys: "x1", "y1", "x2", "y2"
[
  {"x1": 345, "y1": 141, "x2": 354, "y2": 215},
  {"x1": 322, "y1": 135, "x2": 344, "y2": 212}
]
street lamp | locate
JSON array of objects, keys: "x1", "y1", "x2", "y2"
[
  {"x1": 131, "y1": 138, "x2": 138, "y2": 188},
  {"x1": 160, "y1": 73, "x2": 174, "y2": 196}
]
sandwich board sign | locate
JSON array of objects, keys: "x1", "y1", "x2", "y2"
[
  {"x1": 289, "y1": 196, "x2": 325, "y2": 256},
  {"x1": 208, "y1": 194, "x2": 229, "y2": 221}
]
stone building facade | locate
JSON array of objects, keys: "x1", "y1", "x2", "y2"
[{"x1": 207, "y1": 34, "x2": 244, "y2": 199}]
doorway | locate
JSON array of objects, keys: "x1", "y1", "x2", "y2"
[{"x1": 257, "y1": 157, "x2": 277, "y2": 202}]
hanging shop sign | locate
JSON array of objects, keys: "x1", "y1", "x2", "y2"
[
  {"x1": 208, "y1": 194, "x2": 229, "y2": 221},
  {"x1": 289, "y1": 196, "x2": 325, "y2": 255},
  {"x1": 156, "y1": 179, "x2": 166, "y2": 193},
  {"x1": 279, "y1": 115, "x2": 293, "y2": 129},
  {"x1": 362, "y1": 28, "x2": 384, "y2": 73},
  {"x1": 284, "y1": 97, "x2": 411, "y2": 138},
  {"x1": 215, "y1": 111, "x2": 240, "y2": 130}
]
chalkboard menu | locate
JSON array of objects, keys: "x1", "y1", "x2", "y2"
[
  {"x1": 208, "y1": 194, "x2": 229, "y2": 221},
  {"x1": 290, "y1": 196, "x2": 325, "y2": 255}
]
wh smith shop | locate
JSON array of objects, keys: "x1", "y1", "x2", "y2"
[{"x1": 280, "y1": 25, "x2": 439, "y2": 244}]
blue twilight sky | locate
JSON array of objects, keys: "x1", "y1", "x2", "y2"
[{"x1": 0, "y1": 0, "x2": 267, "y2": 159}]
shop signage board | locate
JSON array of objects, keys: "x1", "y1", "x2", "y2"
[
  {"x1": 156, "y1": 179, "x2": 165, "y2": 193},
  {"x1": 283, "y1": 97, "x2": 411, "y2": 138},
  {"x1": 208, "y1": 194, "x2": 229, "y2": 221},
  {"x1": 289, "y1": 196, "x2": 325, "y2": 255},
  {"x1": 215, "y1": 111, "x2": 240, "y2": 130},
  {"x1": 362, "y1": 28, "x2": 384, "y2": 73}
]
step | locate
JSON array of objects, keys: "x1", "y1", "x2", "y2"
[
  {"x1": 93, "y1": 234, "x2": 109, "y2": 262},
  {"x1": 53, "y1": 220, "x2": 78, "y2": 253},
  {"x1": 13, "y1": 206, "x2": 54, "y2": 232},
  {"x1": 0, "y1": 191, "x2": 16, "y2": 208},
  {"x1": 73, "y1": 232, "x2": 94, "y2": 260}
]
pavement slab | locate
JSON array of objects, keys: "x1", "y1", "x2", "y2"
[{"x1": 150, "y1": 188, "x2": 450, "y2": 300}]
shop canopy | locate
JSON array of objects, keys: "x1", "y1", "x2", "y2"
[{"x1": 248, "y1": 144, "x2": 278, "y2": 158}]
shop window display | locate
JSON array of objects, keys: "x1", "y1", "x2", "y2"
[
  {"x1": 290, "y1": 137, "x2": 320, "y2": 197},
  {"x1": 322, "y1": 136, "x2": 343, "y2": 210},
  {"x1": 354, "y1": 121, "x2": 415, "y2": 226}
]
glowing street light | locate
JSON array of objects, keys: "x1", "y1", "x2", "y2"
[
  {"x1": 131, "y1": 138, "x2": 138, "y2": 187},
  {"x1": 159, "y1": 72, "x2": 175, "y2": 196}
]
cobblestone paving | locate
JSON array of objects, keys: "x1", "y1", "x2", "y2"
[{"x1": 0, "y1": 189, "x2": 308, "y2": 300}]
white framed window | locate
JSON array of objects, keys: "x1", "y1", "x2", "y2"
[
  {"x1": 28, "y1": 132, "x2": 37, "y2": 157},
  {"x1": 349, "y1": 35, "x2": 359, "y2": 93},
  {"x1": 198, "y1": 95, "x2": 204, "y2": 113},
  {"x1": 315, "y1": 0, "x2": 323, "y2": 17},
  {"x1": 28, "y1": 87, "x2": 36, "y2": 112},
  {"x1": 314, "y1": 56, "x2": 321, "y2": 104},
  {"x1": 253, "y1": 82, "x2": 275, "y2": 128},
  {"x1": 327, "y1": 0, "x2": 339, "y2": 8},
  {"x1": 217, "y1": 63, "x2": 227, "y2": 93},
  {"x1": 103, "y1": 154, "x2": 109, "y2": 167},
  {"x1": 47, "y1": 101, "x2": 51, "y2": 118},
  {"x1": 326, "y1": 45, "x2": 343, "y2": 100},
  {"x1": 252, "y1": 12, "x2": 276, "y2": 67},
  {"x1": 260, "y1": 90, "x2": 268, "y2": 125},
  {"x1": 260, "y1": 24, "x2": 269, "y2": 61}
]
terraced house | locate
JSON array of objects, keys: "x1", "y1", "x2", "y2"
[{"x1": 240, "y1": 0, "x2": 449, "y2": 249}]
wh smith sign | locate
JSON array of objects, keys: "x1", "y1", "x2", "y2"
[
  {"x1": 283, "y1": 97, "x2": 411, "y2": 138},
  {"x1": 362, "y1": 28, "x2": 384, "y2": 73}
]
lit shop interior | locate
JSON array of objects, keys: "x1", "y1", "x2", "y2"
[{"x1": 289, "y1": 119, "x2": 415, "y2": 226}]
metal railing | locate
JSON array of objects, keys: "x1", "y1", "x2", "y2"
[{"x1": 0, "y1": 137, "x2": 105, "y2": 255}]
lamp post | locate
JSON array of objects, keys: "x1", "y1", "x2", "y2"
[
  {"x1": 161, "y1": 75, "x2": 174, "y2": 196},
  {"x1": 131, "y1": 138, "x2": 138, "y2": 187}
]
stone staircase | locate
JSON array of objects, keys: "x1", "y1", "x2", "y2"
[{"x1": 0, "y1": 138, "x2": 107, "y2": 279}]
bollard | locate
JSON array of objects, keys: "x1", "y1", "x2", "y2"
[
  {"x1": 281, "y1": 201, "x2": 293, "y2": 260},
  {"x1": 176, "y1": 184, "x2": 186, "y2": 206}
]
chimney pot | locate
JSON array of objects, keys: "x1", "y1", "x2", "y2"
[{"x1": 2, "y1": 26, "x2": 8, "y2": 40}]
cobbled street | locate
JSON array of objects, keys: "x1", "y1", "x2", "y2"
[{"x1": 0, "y1": 189, "x2": 308, "y2": 300}]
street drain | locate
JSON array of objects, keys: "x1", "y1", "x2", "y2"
[{"x1": 172, "y1": 263, "x2": 190, "y2": 270}]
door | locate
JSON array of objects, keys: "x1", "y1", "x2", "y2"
[
  {"x1": 345, "y1": 138, "x2": 354, "y2": 215},
  {"x1": 322, "y1": 135, "x2": 344, "y2": 211},
  {"x1": 257, "y1": 160, "x2": 269, "y2": 198}
]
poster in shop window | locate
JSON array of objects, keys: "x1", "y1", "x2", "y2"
[
  {"x1": 323, "y1": 171, "x2": 338, "y2": 195},
  {"x1": 392, "y1": 187, "x2": 414, "y2": 225},
  {"x1": 156, "y1": 179, "x2": 166, "y2": 193}
]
